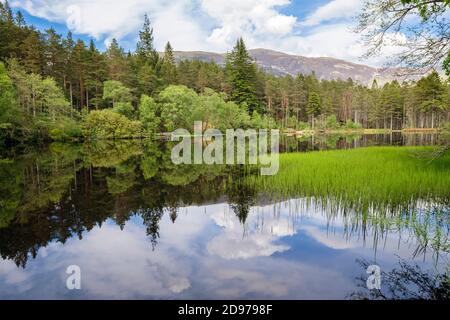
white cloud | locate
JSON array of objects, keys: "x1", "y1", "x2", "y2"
[
  {"x1": 201, "y1": 0, "x2": 297, "y2": 50},
  {"x1": 0, "y1": 199, "x2": 433, "y2": 299},
  {"x1": 9, "y1": 0, "x2": 407, "y2": 67},
  {"x1": 10, "y1": 0, "x2": 205, "y2": 49},
  {"x1": 301, "y1": 0, "x2": 362, "y2": 27}
]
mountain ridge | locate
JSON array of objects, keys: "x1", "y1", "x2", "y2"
[{"x1": 170, "y1": 48, "x2": 429, "y2": 85}]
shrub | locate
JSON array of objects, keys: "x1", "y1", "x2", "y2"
[
  {"x1": 158, "y1": 85, "x2": 199, "y2": 132},
  {"x1": 344, "y1": 120, "x2": 362, "y2": 129},
  {"x1": 139, "y1": 95, "x2": 160, "y2": 136},
  {"x1": 297, "y1": 121, "x2": 310, "y2": 131},
  {"x1": 49, "y1": 118, "x2": 83, "y2": 141},
  {"x1": 83, "y1": 109, "x2": 142, "y2": 139},
  {"x1": 113, "y1": 102, "x2": 135, "y2": 119},
  {"x1": 287, "y1": 116, "x2": 298, "y2": 129},
  {"x1": 325, "y1": 115, "x2": 341, "y2": 129}
]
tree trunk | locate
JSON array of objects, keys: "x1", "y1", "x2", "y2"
[
  {"x1": 32, "y1": 91, "x2": 36, "y2": 117},
  {"x1": 69, "y1": 82, "x2": 73, "y2": 117},
  {"x1": 431, "y1": 112, "x2": 435, "y2": 129},
  {"x1": 86, "y1": 90, "x2": 89, "y2": 111},
  {"x1": 79, "y1": 76, "x2": 85, "y2": 109}
]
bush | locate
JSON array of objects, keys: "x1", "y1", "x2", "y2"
[
  {"x1": 287, "y1": 116, "x2": 298, "y2": 129},
  {"x1": 297, "y1": 121, "x2": 310, "y2": 131},
  {"x1": 139, "y1": 95, "x2": 160, "y2": 136},
  {"x1": 159, "y1": 85, "x2": 199, "y2": 132},
  {"x1": 83, "y1": 109, "x2": 142, "y2": 139},
  {"x1": 48, "y1": 118, "x2": 83, "y2": 141},
  {"x1": 113, "y1": 102, "x2": 135, "y2": 119},
  {"x1": 344, "y1": 120, "x2": 362, "y2": 129},
  {"x1": 189, "y1": 88, "x2": 250, "y2": 131},
  {"x1": 325, "y1": 115, "x2": 341, "y2": 129},
  {"x1": 247, "y1": 111, "x2": 277, "y2": 129}
]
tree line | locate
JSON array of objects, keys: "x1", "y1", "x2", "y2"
[{"x1": 0, "y1": 1, "x2": 449, "y2": 143}]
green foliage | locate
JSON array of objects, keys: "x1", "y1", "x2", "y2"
[
  {"x1": 137, "y1": 63, "x2": 161, "y2": 96},
  {"x1": 225, "y1": 38, "x2": 261, "y2": 114},
  {"x1": 247, "y1": 147, "x2": 450, "y2": 214},
  {"x1": 286, "y1": 115, "x2": 298, "y2": 129},
  {"x1": 344, "y1": 120, "x2": 362, "y2": 129},
  {"x1": 1, "y1": 8, "x2": 449, "y2": 143},
  {"x1": 357, "y1": 0, "x2": 449, "y2": 75},
  {"x1": 194, "y1": 88, "x2": 251, "y2": 131},
  {"x1": 416, "y1": 71, "x2": 446, "y2": 112},
  {"x1": 162, "y1": 42, "x2": 177, "y2": 85},
  {"x1": 0, "y1": 61, "x2": 20, "y2": 139},
  {"x1": 106, "y1": 39, "x2": 131, "y2": 85},
  {"x1": 41, "y1": 77, "x2": 71, "y2": 120},
  {"x1": 400, "y1": 0, "x2": 450, "y2": 21},
  {"x1": 297, "y1": 121, "x2": 310, "y2": 130},
  {"x1": 113, "y1": 102, "x2": 135, "y2": 119},
  {"x1": 135, "y1": 14, "x2": 162, "y2": 96},
  {"x1": 307, "y1": 92, "x2": 322, "y2": 117},
  {"x1": 83, "y1": 109, "x2": 142, "y2": 139},
  {"x1": 325, "y1": 115, "x2": 340, "y2": 129},
  {"x1": 251, "y1": 111, "x2": 266, "y2": 129},
  {"x1": 0, "y1": 158, "x2": 22, "y2": 229},
  {"x1": 103, "y1": 80, "x2": 133, "y2": 107},
  {"x1": 380, "y1": 81, "x2": 403, "y2": 123},
  {"x1": 48, "y1": 117, "x2": 83, "y2": 141},
  {"x1": 136, "y1": 14, "x2": 159, "y2": 66},
  {"x1": 106, "y1": 163, "x2": 138, "y2": 195},
  {"x1": 139, "y1": 94, "x2": 160, "y2": 136},
  {"x1": 443, "y1": 51, "x2": 450, "y2": 82},
  {"x1": 158, "y1": 85, "x2": 199, "y2": 132}
]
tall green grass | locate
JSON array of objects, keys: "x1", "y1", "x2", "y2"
[{"x1": 246, "y1": 147, "x2": 450, "y2": 215}]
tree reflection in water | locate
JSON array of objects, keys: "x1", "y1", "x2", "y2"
[
  {"x1": 349, "y1": 259, "x2": 450, "y2": 300},
  {"x1": 0, "y1": 138, "x2": 448, "y2": 272}
]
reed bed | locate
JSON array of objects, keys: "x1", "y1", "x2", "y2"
[{"x1": 246, "y1": 147, "x2": 450, "y2": 215}]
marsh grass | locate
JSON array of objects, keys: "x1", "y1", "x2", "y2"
[
  {"x1": 245, "y1": 147, "x2": 450, "y2": 257},
  {"x1": 246, "y1": 147, "x2": 450, "y2": 215}
]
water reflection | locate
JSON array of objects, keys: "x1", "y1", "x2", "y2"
[
  {"x1": 0, "y1": 134, "x2": 448, "y2": 299},
  {"x1": 349, "y1": 259, "x2": 450, "y2": 300},
  {"x1": 280, "y1": 132, "x2": 441, "y2": 153}
]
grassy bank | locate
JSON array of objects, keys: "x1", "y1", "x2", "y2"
[{"x1": 246, "y1": 146, "x2": 450, "y2": 214}]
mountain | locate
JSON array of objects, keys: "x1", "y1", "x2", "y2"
[{"x1": 172, "y1": 48, "x2": 425, "y2": 85}]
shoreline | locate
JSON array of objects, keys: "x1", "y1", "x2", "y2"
[{"x1": 284, "y1": 128, "x2": 443, "y2": 136}]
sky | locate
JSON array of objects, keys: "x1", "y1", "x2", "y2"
[{"x1": 5, "y1": 0, "x2": 402, "y2": 67}]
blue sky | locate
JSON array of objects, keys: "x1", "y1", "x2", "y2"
[{"x1": 6, "y1": 0, "x2": 398, "y2": 66}]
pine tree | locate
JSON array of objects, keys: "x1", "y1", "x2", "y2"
[
  {"x1": 15, "y1": 11, "x2": 25, "y2": 27},
  {"x1": 85, "y1": 39, "x2": 107, "y2": 109},
  {"x1": 106, "y1": 38, "x2": 131, "y2": 84},
  {"x1": 163, "y1": 41, "x2": 174, "y2": 64},
  {"x1": 136, "y1": 14, "x2": 158, "y2": 67},
  {"x1": 225, "y1": 38, "x2": 261, "y2": 114},
  {"x1": 62, "y1": 31, "x2": 76, "y2": 109},
  {"x1": 0, "y1": 0, "x2": 14, "y2": 23},
  {"x1": 135, "y1": 15, "x2": 162, "y2": 95},
  {"x1": 71, "y1": 39, "x2": 88, "y2": 109},
  {"x1": 162, "y1": 41, "x2": 177, "y2": 85},
  {"x1": 380, "y1": 81, "x2": 403, "y2": 130},
  {"x1": 43, "y1": 28, "x2": 65, "y2": 85},
  {"x1": 21, "y1": 31, "x2": 43, "y2": 74},
  {"x1": 0, "y1": 1, "x2": 22, "y2": 59},
  {"x1": 415, "y1": 70, "x2": 446, "y2": 128},
  {"x1": 0, "y1": 61, "x2": 20, "y2": 127},
  {"x1": 307, "y1": 92, "x2": 321, "y2": 129}
]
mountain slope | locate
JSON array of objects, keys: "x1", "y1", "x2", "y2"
[{"x1": 172, "y1": 48, "x2": 424, "y2": 85}]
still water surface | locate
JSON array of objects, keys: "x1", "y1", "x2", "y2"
[{"x1": 0, "y1": 133, "x2": 448, "y2": 299}]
